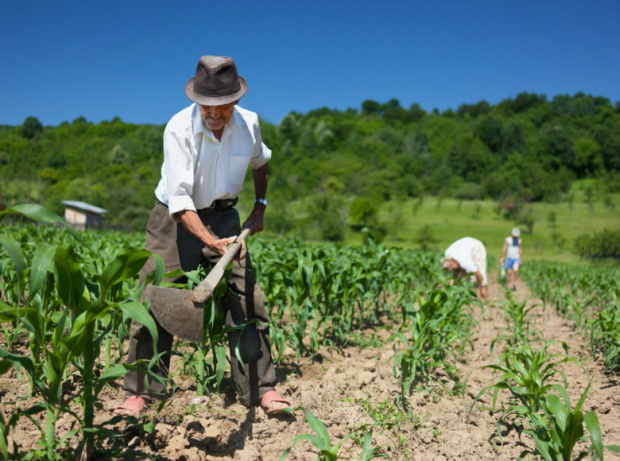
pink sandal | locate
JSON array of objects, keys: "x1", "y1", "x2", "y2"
[
  {"x1": 260, "y1": 390, "x2": 292, "y2": 415},
  {"x1": 114, "y1": 395, "x2": 147, "y2": 416}
]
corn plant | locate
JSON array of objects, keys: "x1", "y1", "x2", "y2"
[
  {"x1": 490, "y1": 293, "x2": 540, "y2": 352},
  {"x1": 175, "y1": 265, "x2": 232, "y2": 397},
  {"x1": 0, "y1": 205, "x2": 160, "y2": 459},
  {"x1": 393, "y1": 286, "x2": 475, "y2": 397},
  {"x1": 521, "y1": 384, "x2": 620, "y2": 461},
  {"x1": 523, "y1": 261, "x2": 620, "y2": 373},
  {"x1": 589, "y1": 300, "x2": 620, "y2": 372},
  {"x1": 279, "y1": 408, "x2": 350, "y2": 461},
  {"x1": 0, "y1": 406, "x2": 12, "y2": 460},
  {"x1": 470, "y1": 341, "x2": 581, "y2": 441},
  {"x1": 250, "y1": 238, "x2": 444, "y2": 357},
  {"x1": 357, "y1": 431, "x2": 389, "y2": 460}
]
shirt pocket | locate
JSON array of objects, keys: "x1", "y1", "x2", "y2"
[{"x1": 229, "y1": 154, "x2": 251, "y2": 190}]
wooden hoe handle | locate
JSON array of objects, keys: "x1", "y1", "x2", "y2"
[{"x1": 192, "y1": 226, "x2": 253, "y2": 303}]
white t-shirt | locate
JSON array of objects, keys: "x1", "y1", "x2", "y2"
[
  {"x1": 155, "y1": 104, "x2": 272, "y2": 216},
  {"x1": 505, "y1": 237, "x2": 521, "y2": 259},
  {"x1": 444, "y1": 237, "x2": 488, "y2": 285}
]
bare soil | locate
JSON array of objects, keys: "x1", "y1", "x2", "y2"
[{"x1": 1, "y1": 276, "x2": 619, "y2": 460}]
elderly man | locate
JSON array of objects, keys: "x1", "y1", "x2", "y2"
[
  {"x1": 441, "y1": 237, "x2": 488, "y2": 299},
  {"x1": 115, "y1": 56, "x2": 290, "y2": 416}
]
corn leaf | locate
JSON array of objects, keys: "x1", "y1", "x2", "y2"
[
  {"x1": 99, "y1": 249, "x2": 151, "y2": 298},
  {"x1": 54, "y1": 246, "x2": 86, "y2": 311},
  {"x1": 95, "y1": 365, "x2": 129, "y2": 394},
  {"x1": 29, "y1": 243, "x2": 56, "y2": 298},
  {"x1": 119, "y1": 301, "x2": 159, "y2": 344},
  {"x1": 0, "y1": 234, "x2": 26, "y2": 296},
  {"x1": 0, "y1": 204, "x2": 86, "y2": 246},
  {"x1": 305, "y1": 411, "x2": 331, "y2": 448},
  {"x1": 0, "y1": 359, "x2": 12, "y2": 375},
  {"x1": 584, "y1": 411, "x2": 604, "y2": 461},
  {"x1": 546, "y1": 394, "x2": 568, "y2": 431}
]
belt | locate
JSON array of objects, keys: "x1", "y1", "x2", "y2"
[
  {"x1": 157, "y1": 198, "x2": 238, "y2": 212},
  {"x1": 198, "y1": 197, "x2": 238, "y2": 211}
]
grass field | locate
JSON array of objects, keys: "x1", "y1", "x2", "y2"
[
  {"x1": 238, "y1": 179, "x2": 619, "y2": 265},
  {"x1": 376, "y1": 194, "x2": 619, "y2": 264}
]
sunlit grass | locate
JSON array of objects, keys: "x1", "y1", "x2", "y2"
[{"x1": 377, "y1": 194, "x2": 619, "y2": 264}]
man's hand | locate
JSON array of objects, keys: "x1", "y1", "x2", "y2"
[
  {"x1": 204, "y1": 234, "x2": 237, "y2": 256},
  {"x1": 205, "y1": 234, "x2": 248, "y2": 260},
  {"x1": 176, "y1": 210, "x2": 246, "y2": 258},
  {"x1": 243, "y1": 205, "x2": 265, "y2": 235},
  {"x1": 480, "y1": 285, "x2": 488, "y2": 300}
]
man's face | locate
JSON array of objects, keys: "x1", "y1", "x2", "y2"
[
  {"x1": 446, "y1": 259, "x2": 460, "y2": 271},
  {"x1": 199, "y1": 101, "x2": 237, "y2": 132}
]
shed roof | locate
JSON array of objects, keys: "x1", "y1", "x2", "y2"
[{"x1": 61, "y1": 200, "x2": 108, "y2": 215}]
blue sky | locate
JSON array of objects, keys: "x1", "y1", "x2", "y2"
[{"x1": 1, "y1": 0, "x2": 619, "y2": 127}]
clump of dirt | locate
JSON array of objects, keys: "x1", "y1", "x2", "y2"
[{"x1": 1, "y1": 276, "x2": 619, "y2": 460}]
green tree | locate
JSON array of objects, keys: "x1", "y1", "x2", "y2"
[
  {"x1": 349, "y1": 197, "x2": 377, "y2": 226},
  {"x1": 21, "y1": 116, "x2": 43, "y2": 139}
]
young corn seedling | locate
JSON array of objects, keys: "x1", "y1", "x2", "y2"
[
  {"x1": 279, "y1": 408, "x2": 350, "y2": 461},
  {"x1": 470, "y1": 341, "x2": 582, "y2": 442},
  {"x1": 589, "y1": 301, "x2": 620, "y2": 372},
  {"x1": 357, "y1": 431, "x2": 389, "y2": 460},
  {"x1": 392, "y1": 291, "x2": 444, "y2": 396},
  {"x1": 393, "y1": 287, "x2": 473, "y2": 397},
  {"x1": 522, "y1": 383, "x2": 620, "y2": 461},
  {"x1": 491, "y1": 293, "x2": 540, "y2": 352}
]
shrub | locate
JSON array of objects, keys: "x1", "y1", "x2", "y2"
[
  {"x1": 574, "y1": 228, "x2": 620, "y2": 260},
  {"x1": 454, "y1": 182, "x2": 483, "y2": 200}
]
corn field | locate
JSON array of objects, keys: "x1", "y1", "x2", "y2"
[{"x1": 1, "y1": 205, "x2": 619, "y2": 460}]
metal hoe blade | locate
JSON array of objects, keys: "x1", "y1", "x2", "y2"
[
  {"x1": 147, "y1": 226, "x2": 252, "y2": 343},
  {"x1": 148, "y1": 285, "x2": 205, "y2": 343}
]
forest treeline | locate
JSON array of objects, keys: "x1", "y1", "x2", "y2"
[{"x1": 1, "y1": 92, "x2": 619, "y2": 232}]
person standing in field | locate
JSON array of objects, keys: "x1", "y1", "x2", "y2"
[
  {"x1": 441, "y1": 237, "x2": 488, "y2": 299},
  {"x1": 115, "y1": 55, "x2": 291, "y2": 416},
  {"x1": 500, "y1": 227, "x2": 522, "y2": 291}
]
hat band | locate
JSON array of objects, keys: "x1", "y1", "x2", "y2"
[{"x1": 193, "y1": 79, "x2": 241, "y2": 98}]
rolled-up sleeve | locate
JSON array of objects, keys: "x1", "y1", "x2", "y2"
[
  {"x1": 249, "y1": 119, "x2": 271, "y2": 169},
  {"x1": 163, "y1": 126, "x2": 196, "y2": 216},
  {"x1": 250, "y1": 142, "x2": 272, "y2": 169}
]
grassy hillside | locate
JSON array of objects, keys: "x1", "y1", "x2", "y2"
[
  {"x1": 376, "y1": 195, "x2": 618, "y2": 264},
  {"x1": 239, "y1": 181, "x2": 618, "y2": 264}
]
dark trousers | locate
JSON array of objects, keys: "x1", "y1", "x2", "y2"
[{"x1": 124, "y1": 202, "x2": 276, "y2": 406}]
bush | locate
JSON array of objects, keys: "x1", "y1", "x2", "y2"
[
  {"x1": 349, "y1": 197, "x2": 377, "y2": 226},
  {"x1": 319, "y1": 207, "x2": 345, "y2": 242},
  {"x1": 574, "y1": 229, "x2": 620, "y2": 260},
  {"x1": 454, "y1": 182, "x2": 483, "y2": 200}
]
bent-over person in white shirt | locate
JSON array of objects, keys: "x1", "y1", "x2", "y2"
[
  {"x1": 441, "y1": 237, "x2": 488, "y2": 299},
  {"x1": 115, "y1": 56, "x2": 291, "y2": 417}
]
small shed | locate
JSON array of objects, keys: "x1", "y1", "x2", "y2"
[{"x1": 61, "y1": 200, "x2": 107, "y2": 231}]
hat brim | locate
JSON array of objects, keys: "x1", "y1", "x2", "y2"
[{"x1": 184, "y1": 76, "x2": 248, "y2": 106}]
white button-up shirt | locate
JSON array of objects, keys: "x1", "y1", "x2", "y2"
[
  {"x1": 444, "y1": 237, "x2": 488, "y2": 285},
  {"x1": 155, "y1": 103, "x2": 272, "y2": 217}
]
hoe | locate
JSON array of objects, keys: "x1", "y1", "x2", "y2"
[{"x1": 147, "y1": 226, "x2": 252, "y2": 342}]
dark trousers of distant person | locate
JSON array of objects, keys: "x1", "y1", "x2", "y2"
[{"x1": 123, "y1": 201, "x2": 276, "y2": 407}]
